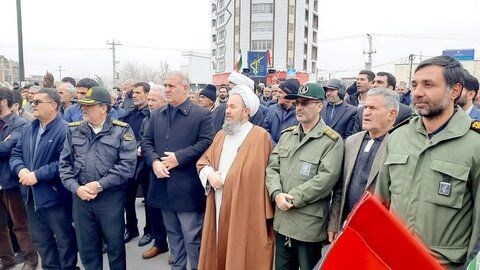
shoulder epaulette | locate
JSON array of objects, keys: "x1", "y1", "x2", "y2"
[
  {"x1": 323, "y1": 127, "x2": 339, "y2": 140},
  {"x1": 470, "y1": 120, "x2": 480, "y2": 134},
  {"x1": 281, "y1": 126, "x2": 296, "y2": 134},
  {"x1": 68, "y1": 121, "x2": 83, "y2": 127},
  {"x1": 112, "y1": 119, "x2": 129, "y2": 127},
  {"x1": 388, "y1": 117, "x2": 412, "y2": 134}
]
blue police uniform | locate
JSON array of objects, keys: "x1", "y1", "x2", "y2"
[{"x1": 60, "y1": 116, "x2": 137, "y2": 270}]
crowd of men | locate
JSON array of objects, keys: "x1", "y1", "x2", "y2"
[{"x1": 1, "y1": 55, "x2": 480, "y2": 270}]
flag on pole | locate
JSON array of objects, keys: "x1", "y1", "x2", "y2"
[{"x1": 235, "y1": 49, "x2": 243, "y2": 72}]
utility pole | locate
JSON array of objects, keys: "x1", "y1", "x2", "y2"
[
  {"x1": 56, "y1": 65, "x2": 65, "y2": 80},
  {"x1": 106, "y1": 39, "x2": 121, "y2": 87},
  {"x1": 408, "y1": 54, "x2": 415, "y2": 89},
  {"x1": 363, "y1": 33, "x2": 376, "y2": 71},
  {"x1": 16, "y1": 0, "x2": 25, "y2": 83}
]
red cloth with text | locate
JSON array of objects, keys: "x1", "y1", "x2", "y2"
[{"x1": 319, "y1": 192, "x2": 443, "y2": 270}]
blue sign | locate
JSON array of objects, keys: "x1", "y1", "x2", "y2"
[
  {"x1": 248, "y1": 51, "x2": 268, "y2": 77},
  {"x1": 442, "y1": 49, "x2": 475, "y2": 60}
]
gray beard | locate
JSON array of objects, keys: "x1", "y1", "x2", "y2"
[{"x1": 222, "y1": 120, "x2": 242, "y2": 135}]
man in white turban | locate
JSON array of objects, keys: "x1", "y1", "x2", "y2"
[
  {"x1": 212, "y1": 73, "x2": 266, "y2": 133},
  {"x1": 228, "y1": 72, "x2": 255, "y2": 90},
  {"x1": 196, "y1": 86, "x2": 275, "y2": 270}
]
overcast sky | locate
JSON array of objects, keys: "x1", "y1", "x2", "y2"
[{"x1": 0, "y1": 0, "x2": 479, "y2": 84}]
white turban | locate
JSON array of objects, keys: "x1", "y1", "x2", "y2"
[
  {"x1": 228, "y1": 72, "x2": 255, "y2": 90},
  {"x1": 230, "y1": 85, "x2": 260, "y2": 116}
]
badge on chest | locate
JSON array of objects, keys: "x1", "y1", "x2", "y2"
[
  {"x1": 300, "y1": 162, "x2": 312, "y2": 177},
  {"x1": 438, "y1": 175, "x2": 451, "y2": 197}
]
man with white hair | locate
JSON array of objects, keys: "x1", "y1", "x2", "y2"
[
  {"x1": 197, "y1": 85, "x2": 274, "y2": 270},
  {"x1": 57, "y1": 82, "x2": 76, "y2": 116},
  {"x1": 328, "y1": 88, "x2": 399, "y2": 241}
]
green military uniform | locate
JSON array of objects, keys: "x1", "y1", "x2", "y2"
[
  {"x1": 376, "y1": 108, "x2": 480, "y2": 269},
  {"x1": 266, "y1": 83, "x2": 344, "y2": 269}
]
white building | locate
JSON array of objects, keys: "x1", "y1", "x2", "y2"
[
  {"x1": 211, "y1": 0, "x2": 319, "y2": 75},
  {"x1": 180, "y1": 51, "x2": 213, "y2": 90}
]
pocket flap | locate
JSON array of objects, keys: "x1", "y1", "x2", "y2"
[
  {"x1": 99, "y1": 136, "x2": 121, "y2": 148},
  {"x1": 431, "y1": 160, "x2": 469, "y2": 181},
  {"x1": 384, "y1": 154, "x2": 409, "y2": 165}
]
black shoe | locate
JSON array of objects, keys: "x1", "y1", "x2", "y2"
[
  {"x1": 124, "y1": 230, "x2": 139, "y2": 243},
  {"x1": 138, "y1": 234, "x2": 153, "y2": 247}
]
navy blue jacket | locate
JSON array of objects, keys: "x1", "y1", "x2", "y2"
[
  {"x1": 263, "y1": 103, "x2": 298, "y2": 144},
  {"x1": 320, "y1": 101, "x2": 357, "y2": 139},
  {"x1": 400, "y1": 91, "x2": 412, "y2": 106},
  {"x1": 63, "y1": 103, "x2": 124, "y2": 123},
  {"x1": 121, "y1": 105, "x2": 150, "y2": 142},
  {"x1": 0, "y1": 113, "x2": 28, "y2": 190},
  {"x1": 344, "y1": 91, "x2": 361, "y2": 107},
  {"x1": 141, "y1": 99, "x2": 214, "y2": 212},
  {"x1": 10, "y1": 115, "x2": 70, "y2": 209},
  {"x1": 60, "y1": 117, "x2": 137, "y2": 193}
]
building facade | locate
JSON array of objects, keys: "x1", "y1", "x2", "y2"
[
  {"x1": 180, "y1": 51, "x2": 213, "y2": 91},
  {"x1": 0, "y1": 55, "x2": 19, "y2": 83},
  {"x1": 211, "y1": 0, "x2": 319, "y2": 76}
]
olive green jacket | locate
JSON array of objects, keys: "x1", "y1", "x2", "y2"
[
  {"x1": 376, "y1": 108, "x2": 480, "y2": 268},
  {"x1": 266, "y1": 119, "x2": 344, "y2": 242}
]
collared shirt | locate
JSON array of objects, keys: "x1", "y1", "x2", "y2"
[
  {"x1": 88, "y1": 119, "x2": 106, "y2": 134},
  {"x1": 346, "y1": 133, "x2": 385, "y2": 214},
  {"x1": 426, "y1": 111, "x2": 455, "y2": 140}
]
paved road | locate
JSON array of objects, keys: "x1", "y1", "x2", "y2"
[{"x1": 12, "y1": 198, "x2": 173, "y2": 270}]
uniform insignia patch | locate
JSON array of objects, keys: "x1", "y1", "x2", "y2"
[
  {"x1": 68, "y1": 121, "x2": 83, "y2": 127},
  {"x1": 299, "y1": 85, "x2": 309, "y2": 94},
  {"x1": 323, "y1": 127, "x2": 339, "y2": 140},
  {"x1": 123, "y1": 133, "x2": 134, "y2": 141},
  {"x1": 438, "y1": 181, "x2": 451, "y2": 196},
  {"x1": 113, "y1": 119, "x2": 128, "y2": 127},
  {"x1": 300, "y1": 162, "x2": 312, "y2": 177},
  {"x1": 85, "y1": 88, "x2": 93, "y2": 97},
  {"x1": 471, "y1": 121, "x2": 480, "y2": 133}
]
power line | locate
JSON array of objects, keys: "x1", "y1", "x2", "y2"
[{"x1": 122, "y1": 44, "x2": 210, "y2": 52}]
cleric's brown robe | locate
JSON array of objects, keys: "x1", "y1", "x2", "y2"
[{"x1": 196, "y1": 126, "x2": 275, "y2": 270}]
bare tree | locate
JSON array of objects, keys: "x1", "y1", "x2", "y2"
[{"x1": 118, "y1": 61, "x2": 170, "y2": 84}]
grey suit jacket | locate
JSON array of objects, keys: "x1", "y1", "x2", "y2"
[{"x1": 328, "y1": 130, "x2": 388, "y2": 232}]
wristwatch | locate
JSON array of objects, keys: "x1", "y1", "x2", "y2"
[{"x1": 96, "y1": 182, "x2": 103, "y2": 192}]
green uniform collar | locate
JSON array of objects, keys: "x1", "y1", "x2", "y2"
[{"x1": 412, "y1": 107, "x2": 471, "y2": 145}]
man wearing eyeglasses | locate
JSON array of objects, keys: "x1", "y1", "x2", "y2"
[
  {"x1": 266, "y1": 83, "x2": 344, "y2": 270},
  {"x1": 10, "y1": 88, "x2": 78, "y2": 270}
]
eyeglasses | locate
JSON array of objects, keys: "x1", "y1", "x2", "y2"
[
  {"x1": 32, "y1": 100, "x2": 53, "y2": 105},
  {"x1": 293, "y1": 100, "x2": 321, "y2": 107}
]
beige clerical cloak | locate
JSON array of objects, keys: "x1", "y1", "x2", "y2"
[{"x1": 196, "y1": 126, "x2": 275, "y2": 270}]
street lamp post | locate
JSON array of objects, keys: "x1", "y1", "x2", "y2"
[{"x1": 16, "y1": 0, "x2": 25, "y2": 83}]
